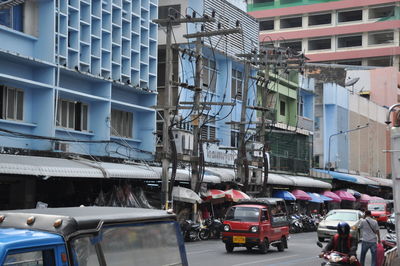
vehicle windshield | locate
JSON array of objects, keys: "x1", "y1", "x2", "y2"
[
  {"x1": 225, "y1": 207, "x2": 260, "y2": 222},
  {"x1": 325, "y1": 211, "x2": 358, "y2": 221},
  {"x1": 71, "y1": 221, "x2": 184, "y2": 266},
  {"x1": 368, "y1": 204, "x2": 385, "y2": 211}
]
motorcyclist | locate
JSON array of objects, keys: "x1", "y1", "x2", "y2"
[{"x1": 319, "y1": 222, "x2": 358, "y2": 263}]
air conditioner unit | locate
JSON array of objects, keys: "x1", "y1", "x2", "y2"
[
  {"x1": 54, "y1": 142, "x2": 69, "y2": 152},
  {"x1": 252, "y1": 142, "x2": 263, "y2": 158}
]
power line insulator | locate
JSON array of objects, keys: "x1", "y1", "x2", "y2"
[
  {"x1": 236, "y1": 20, "x2": 240, "y2": 27},
  {"x1": 212, "y1": 10, "x2": 216, "y2": 18}
]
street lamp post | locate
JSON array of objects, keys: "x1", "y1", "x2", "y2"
[{"x1": 326, "y1": 124, "x2": 369, "y2": 170}]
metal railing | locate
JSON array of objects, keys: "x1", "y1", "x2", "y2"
[{"x1": 384, "y1": 246, "x2": 398, "y2": 266}]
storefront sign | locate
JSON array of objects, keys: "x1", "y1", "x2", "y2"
[{"x1": 203, "y1": 143, "x2": 236, "y2": 166}]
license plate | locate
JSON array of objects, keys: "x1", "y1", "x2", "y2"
[{"x1": 233, "y1": 236, "x2": 246, "y2": 243}]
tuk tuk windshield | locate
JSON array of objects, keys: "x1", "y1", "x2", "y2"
[
  {"x1": 225, "y1": 207, "x2": 260, "y2": 222},
  {"x1": 368, "y1": 204, "x2": 385, "y2": 211},
  {"x1": 71, "y1": 221, "x2": 184, "y2": 266}
]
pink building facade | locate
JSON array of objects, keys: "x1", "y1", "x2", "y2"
[{"x1": 248, "y1": 0, "x2": 400, "y2": 70}]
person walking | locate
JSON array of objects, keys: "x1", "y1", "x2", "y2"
[{"x1": 359, "y1": 210, "x2": 381, "y2": 266}]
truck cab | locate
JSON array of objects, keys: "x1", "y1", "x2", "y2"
[
  {"x1": 0, "y1": 207, "x2": 188, "y2": 266},
  {"x1": 221, "y1": 198, "x2": 289, "y2": 254}
]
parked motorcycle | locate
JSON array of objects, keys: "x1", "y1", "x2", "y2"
[
  {"x1": 382, "y1": 232, "x2": 397, "y2": 251},
  {"x1": 317, "y1": 241, "x2": 361, "y2": 266},
  {"x1": 199, "y1": 218, "x2": 222, "y2": 240},
  {"x1": 180, "y1": 220, "x2": 206, "y2": 242},
  {"x1": 289, "y1": 215, "x2": 303, "y2": 233}
]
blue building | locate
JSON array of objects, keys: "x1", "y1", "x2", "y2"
[
  {"x1": 0, "y1": 0, "x2": 157, "y2": 160},
  {"x1": 0, "y1": 0, "x2": 161, "y2": 209},
  {"x1": 157, "y1": 0, "x2": 259, "y2": 170}
]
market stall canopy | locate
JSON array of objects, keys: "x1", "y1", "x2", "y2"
[
  {"x1": 333, "y1": 190, "x2": 356, "y2": 202},
  {"x1": 342, "y1": 189, "x2": 361, "y2": 198},
  {"x1": 172, "y1": 187, "x2": 202, "y2": 204},
  {"x1": 202, "y1": 189, "x2": 226, "y2": 201},
  {"x1": 359, "y1": 194, "x2": 372, "y2": 203},
  {"x1": 317, "y1": 193, "x2": 333, "y2": 202},
  {"x1": 322, "y1": 191, "x2": 342, "y2": 202},
  {"x1": 369, "y1": 196, "x2": 385, "y2": 202},
  {"x1": 272, "y1": 190, "x2": 296, "y2": 201},
  {"x1": 307, "y1": 192, "x2": 324, "y2": 203},
  {"x1": 311, "y1": 169, "x2": 381, "y2": 187},
  {"x1": 291, "y1": 189, "x2": 312, "y2": 201},
  {"x1": 224, "y1": 189, "x2": 251, "y2": 202}
]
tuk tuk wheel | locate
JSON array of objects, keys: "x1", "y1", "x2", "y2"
[
  {"x1": 225, "y1": 243, "x2": 234, "y2": 253},
  {"x1": 246, "y1": 246, "x2": 252, "y2": 252},
  {"x1": 277, "y1": 237, "x2": 285, "y2": 252},
  {"x1": 258, "y1": 239, "x2": 269, "y2": 254}
]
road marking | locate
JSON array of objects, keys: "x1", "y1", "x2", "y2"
[
  {"x1": 186, "y1": 249, "x2": 215, "y2": 255},
  {"x1": 231, "y1": 254, "x2": 298, "y2": 266}
]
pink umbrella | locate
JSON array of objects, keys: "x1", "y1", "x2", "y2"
[
  {"x1": 358, "y1": 194, "x2": 372, "y2": 203},
  {"x1": 203, "y1": 189, "x2": 226, "y2": 201},
  {"x1": 334, "y1": 190, "x2": 356, "y2": 202},
  {"x1": 369, "y1": 196, "x2": 385, "y2": 202},
  {"x1": 322, "y1": 191, "x2": 342, "y2": 202},
  {"x1": 291, "y1": 189, "x2": 312, "y2": 201},
  {"x1": 224, "y1": 189, "x2": 251, "y2": 202}
]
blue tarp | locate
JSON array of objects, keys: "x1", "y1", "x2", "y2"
[
  {"x1": 307, "y1": 192, "x2": 324, "y2": 203},
  {"x1": 273, "y1": 190, "x2": 296, "y2": 201},
  {"x1": 312, "y1": 169, "x2": 357, "y2": 183},
  {"x1": 317, "y1": 194, "x2": 333, "y2": 202}
]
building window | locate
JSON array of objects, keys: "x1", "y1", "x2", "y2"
[
  {"x1": 230, "y1": 124, "x2": 239, "y2": 147},
  {"x1": 56, "y1": 99, "x2": 88, "y2": 131},
  {"x1": 338, "y1": 10, "x2": 362, "y2": 23},
  {"x1": 231, "y1": 69, "x2": 243, "y2": 100},
  {"x1": 0, "y1": 3, "x2": 23, "y2": 31},
  {"x1": 111, "y1": 109, "x2": 133, "y2": 138},
  {"x1": 259, "y1": 20, "x2": 274, "y2": 31},
  {"x1": 336, "y1": 60, "x2": 362, "y2": 66},
  {"x1": 369, "y1": 5, "x2": 395, "y2": 20},
  {"x1": 298, "y1": 96, "x2": 304, "y2": 116},
  {"x1": 308, "y1": 38, "x2": 331, "y2": 51},
  {"x1": 308, "y1": 13, "x2": 331, "y2": 26},
  {"x1": 314, "y1": 116, "x2": 320, "y2": 130},
  {"x1": 367, "y1": 56, "x2": 392, "y2": 67},
  {"x1": 200, "y1": 115, "x2": 216, "y2": 141},
  {"x1": 158, "y1": 4, "x2": 181, "y2": 26},
  {"x1": 280, "y1": 16, "x2": 302, "y2": 29},
  {"x1": 280, "y1": 101, "x2": 286, "y2": 116},
  {"x1": 203, "y1": 58, "x2": 217, "y2": 93},
  {"x1": 337, "y1": 35, "x2": 362, "y2": 48},
  {"x1": 368, "y1": 31, "x2": 394, "y2": 45},
  {"x1": 0, "y1": 85, "x2": 23, "y2": 121},
  {"x1": 279, "y1": 40, "x2": 302, "y2": 52}
]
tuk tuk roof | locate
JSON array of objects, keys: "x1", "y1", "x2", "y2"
[
  {"x1": 0, "y1": 207, "x2": 176, "y2": 239},
  {"x1": 236, "y1": 198, "x2": 285, "y2": 206}
]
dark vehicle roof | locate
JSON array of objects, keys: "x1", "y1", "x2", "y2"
[
  {"x1": 0, "y1": 207, "x2": 175, "y2": 239},
  {"x1": 236, "y1": 198, "x2": 286, "y2": 206}
]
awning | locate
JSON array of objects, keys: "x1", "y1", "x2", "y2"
[
  {"x1": 267, "y1": 173, "x2": 294, "y2": 186},
  {"x1": 311, "y1": 169, "x2": 382, "y2": 186},
  {"x1": 0, "y1": 154, "x2": 221, "y2": 183},
  {"x1": 205, "y1": 167, "x2": 235, "y2": 182},
  {"x1": 364, "y1": 176, "x2": 392, "y2": 187},
  {"x1": 281, "y1": 175, "x2": 332, "y2": 189},
  {"x1": 273, "y1": 190, "x2": 296, "y2": 201}
]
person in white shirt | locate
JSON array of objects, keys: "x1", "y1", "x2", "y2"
[{"x1": 359, "y1": 210, "x2": 381, "y2": 266}]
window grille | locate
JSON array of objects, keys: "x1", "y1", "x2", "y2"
[{"x1": 0, "y1": 85, "x2": 24, "y2": 121}]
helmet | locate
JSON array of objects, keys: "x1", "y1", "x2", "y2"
[{"x1": 337, "y1": 222, "x2": 350, "y2": 235}]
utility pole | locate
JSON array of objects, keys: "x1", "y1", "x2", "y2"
[
  {"x1": 183, "y1": 27, "x2": 242, "y2": 193},
  {"x1": 154, "y1": 15, "x2": 215, "y2": 209},
  {"x1": 260, "y1": 50, "x2": 270, "y2": 197},
  {"x1": 239, "y1": 57, "x2": 251, "y2": 192}
]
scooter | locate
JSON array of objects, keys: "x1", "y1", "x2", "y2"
[
  {"x1": 180, "y1": 220, "x2": 203, "y2": 242},
  {"x1": 382, "y1": 233, "x2": 397, "y2": 251},
  {"x1": 317, "y1": 242, "x2": 361, "y2": 266},
  {"x1": 199, "y1": 218, "x2": 222, "y2": 240}
]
